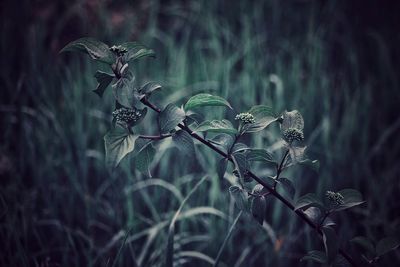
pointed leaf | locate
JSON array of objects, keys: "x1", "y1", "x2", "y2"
[
  {"x1": 244, "y1": 105, "x2": 278, "y2": 133},
  {"x1": 231, "y1": 143, "x2": 249, "y2": 153},
  {"x1": 139, "y1": 81, "x2": 162, "y2": 97},
  {"x1": 158, "y1": 104, "x2": 185, "y2": 134},
  {"x1": 172, "y1": 130, "x2": 195, "y2": 156},
  {"x1": 298, "y1": 159, "x2": 320, "y2": 173},
  {"x1": 277, "y1": 177, "x2": 295, "y2": 199},
  {"x1": 376, "y1": 237, "x2": 400, "y2": 256},
  {"x1": 229, "y1": 186, "x2": 248, "y2": 211},
  {"x1": 247, "y1": 149, "x2": 274, "y2": 163},
  {"x1": 281, "y1": 110, "x2": 304, "y2": 131},
  {"x1": 251, "y1": 196, "x2": 266, "y2": 224},
  {"x1": 252, "y1": 184, "x2": 269, "y2": 195},
  {"x1": 217, "y1": 158, "x2": 228, "y2": 180},
  {"x1": 334, "y1": 189, "x2": 364, "y2": 211},
  {"x1": 350, "y1": 236, "x2": 375, "y2": 254},
  {"x1": 104, "y1": 127, "x2": 138, "y2": 170},
  {"x1": 60, "y1": 37, "x2": 115, "y2": 64},
  {"x1": 112, "y1": 70, "x2": 138, "y2": 108},
  {"x1": 93, "y1": 71, "x2": 114, "y2": 97},
  {"x1": 120, "y1": 42, "x2": 155, "y2": 62},
  {"x1": 184, "y1": 93, "x2": 232, "y2": 111},
  {"x1": 301, "y1": 250, "x2": 327, "y2": 264},
  {"x1": 304, "y1": 207, "x2": 323, "y2": 224},
  {"x1": 322, "y1": 226, "x2": 339, "y2": 263},
  {"x1": 232, "y1": 152, "x2": 251, "y2": 183},
  {"x1": 195, "y1": 120, "x2": 238, "y2": 135},
  {"x1": 295, "y1": 193, "x2": 324, "y2": 210},
  {"x1": 209, "y1": 134, "x2": 235, "y2": 152},
  {"x1": 288, "y1": 145, "x2": 307, "y2": 163},
  {"x1": 134, "y1": 143, "x2": 156, "y2": 175}
]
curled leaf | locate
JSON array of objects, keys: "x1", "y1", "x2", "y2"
[
  {"x1": 281, "y1": 110, "x2": 304, "y2": 132},
  {"x1": 93, "y1": 71, "x2": 114, "y2": 97},
  {"x1": 60, "y1": 37, "x2": 115, "y2": 64}
]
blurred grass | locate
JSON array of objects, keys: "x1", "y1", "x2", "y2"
[{"x1": 1, "y1": 0, "x2": 399, "y2": 266}]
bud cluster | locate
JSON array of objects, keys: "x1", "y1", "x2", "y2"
[
  {"x1": 235, "y1": 112, "x2": 256, "y2": 124},
  {"x1": 282, "y1": 127, "x2": 304, "y2": 142},
  {"x1": 326, "y1": 191, "x2": 344, "y2": 206},
  {"x1": 112, "y1": 107, "x2": 143, "y2": 125},
  {"x1": 109, "y1": 45, "x2": 128, "y2": 56}
]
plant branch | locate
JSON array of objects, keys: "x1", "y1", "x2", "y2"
[
  {"x1": 140, "y1": 97, "x2": 359, "y2": 267},
  {"x1": 138, "y1": 134, "x2": 172, "y2": 140},
  {"x1": 277, "y1": 149, "x2": 289, "y2": 179}
]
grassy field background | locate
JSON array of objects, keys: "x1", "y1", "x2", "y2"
[{"x1": 1, "y1": 0, "x2": 399, "y2": 266}]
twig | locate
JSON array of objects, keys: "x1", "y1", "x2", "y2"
[
  {"x1": 140, "y1": 97, "x2": 359, "y2": 267},
  {"x1": 138, "y1": 134, "x2": 172, "y2": 140}
]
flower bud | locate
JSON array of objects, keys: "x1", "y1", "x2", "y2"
[
  {"x1": 235, "y1": 112, "x2": 256, "y2": 124},
  {"x1": 326, "y1": 191, "x2": 344, "y2": 206},
  {"x1": 282, "y1": 127, "x2": 304, "y2": 142},
  {"x1": 112, "y1": 107, "x2": 143, "y2": 125},
  {"x1": 109, "y1": 45, "x2": 128, "y2": 56}
]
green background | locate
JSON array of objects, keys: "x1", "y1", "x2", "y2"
[{"x1": 1, "y1": 0, "x2": 399, "y2": 266}]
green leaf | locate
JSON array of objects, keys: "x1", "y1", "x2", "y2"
[
  {"x1": 243, "y1": 105, "x2": 278, "y2": 133},
  {"x1": 350, "y1": 236, "x2": 375, "y2": 254},
  {"x1": 323, "y1": 217, "x2": 336, "y2": 227},
  {"x1": 298, "y1": 159, "x2": 320, "y2": 173},
  {"x1": 195, "y1": 120, "x2": 238, "y2": 135},
  {"x1": 294, "y1": 193, "x2": 324, "y2": 210},
  {"x1": 231, "y1": 143, "x2": 249, "y2": 153},
  {"x1": 322, "y1": 226, "x2": 339, "y2": 263},
  {"x1": 172, "y1": 130, "x2": 195, "y2": 156},
  {"x1": 246, "y1": 149, "x2": 274, "y2": 163},
  {"x1": 301, "y1": 250, "x2": 327, "y2": 264},
  {"x1": 251, "y1": 196, "x2": 266, "y2": 224},
  {"x1": 138, "y1": 82, "x2": 162, "y2": 98},
  {"x1": 332, "y1": 254, "x2": 351, "y2": 267},
  {"x1": 60, "y1": 37, "x2": 115, "y2": 64},
  {"x1": 281, "y1": 110, "x2": 304, "y2": 131},
  {"x1": 288, "y1": 145, "x2": 307, "y2": 163},
  {"x1": 185, "y1": 111, "x2": 204, "y2": 125},
  {"x1": 277, "y1": 177, "x2": 295, "y2": 199},
  {"x1": 217, "y1": 158, "x2": 228, "y2": 180},
  {"x1": 333, "y1": 189, "x2": 365, "y2": 211},
  {"x1": 158, "y1": 104, "x2": 185, "y2": 134},
  {"x1": 252, "y1": 184, "x2": 269, "y2": 195},
  {"x1": 303, "y1": 207, "x2": 322, "y2": 224},
  {"x1": 376, "y1": 237, "x2": 400, "y2": 256},
  {"x1": 104, "y1": 126, "x2": 138, "y2": 170},
  {"x1": 132, "y1": 138, "x2": 152, "y2": 156},
  {"x1": 232, "y1": 152, "x2": 251, "y2": 183},
  {"x1": 184, "y1": 93, "x2": 232, "y2": 111},
  {"x1": 112, "y1": 70, "x2": 138, "y2": 108},
  {"x1": 209, "y1": 134, "x2": 235, "y2": 152},
  {"x1": 229, "y1": 186, "x2": 248, "y2": 211},
  {"x1": 93, "y1": 71, "x2": 114, "y2": 97},
  {"x1": 120, "y1": 42, "x2": 155, "y2": 62},
  {"x1": 134, "y1": 143, "x2": 156, "y2": 175}
]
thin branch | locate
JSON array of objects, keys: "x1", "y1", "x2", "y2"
[
  {"x1": 277, "y1": 149, "x2": 289, "y2": 179},
  {"x1": 140, "y1": 97, "x2": 359, "y2": 267},
  {"x1": 138, "y1": 134, "x2": 172, "y2": 140}
]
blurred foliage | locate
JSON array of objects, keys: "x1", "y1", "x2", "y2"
[{"x1": 0, "y1": 0, "x2": 399, "y2": 266}]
